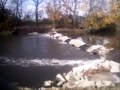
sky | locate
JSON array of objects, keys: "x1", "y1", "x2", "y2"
[
  {"x1": 23, "y1": 0, "x2": 48, "y2": 18},
  {"x1": 6, "y1": 0, "x2": 110, "y2": 19},
  {"x1": 6, "y1": 0, "x2": 48, "y2": 18},
  {"x1": 20, "y1": 0, "x2": 87, "y2": 17}
]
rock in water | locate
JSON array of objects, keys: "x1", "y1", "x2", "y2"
[
  {"x1": 110, "y1": 61, "x2": 120, "y2": 72},
  {"x1": 58, "y1": 36, "x2": 70, "y2": 42},
  {"x1": 86, "y1": 45, "x2": 113, "y2": 59},
  {"x1": 56, "y1": 74, "x2": 66, "y2": 86},
  {"x1": 64, "y1": 71, "x2": 72, "y2": 81},
  {"x1": 43, "y1": 80, "x2": 53, "y2": 87},
  {"x1": 53, "y1": 33, "x2": 62, "y2": 38},
  {"x1": 69, "y1": 39, "x2": 86, "y2": 48},
  {"x1": 29, "y1": 32, "x2": 39, "y2": 35}
]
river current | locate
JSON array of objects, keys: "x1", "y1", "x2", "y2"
[{"x1": 0, "y1": 33, "x2": 119, "y2": 88}]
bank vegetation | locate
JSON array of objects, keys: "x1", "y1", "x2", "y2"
[{"x1": 0, "y1": 0, "x2": 120, "y2": 36}]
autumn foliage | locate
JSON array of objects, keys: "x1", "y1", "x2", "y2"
[{"x1": 85, "y1": 0, "x2": 120, "y2": 32}]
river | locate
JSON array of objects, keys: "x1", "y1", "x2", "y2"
[{"x1": 0, "y1": 31, "x2": 120, "y2": 89}]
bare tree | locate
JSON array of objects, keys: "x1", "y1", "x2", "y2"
[
  {"x1": 32, "y1": 0, "x2": 43, "y2": 25},
  {"x1": 0, "y1": 0, "x2": 8, "y2": 22},
  {"x1": 11, "y1": 0, "x2": 24, "y2": 19},
  {"x1": 0, "y1": 0, "x2": 7, "y2": 9},
  {"x1": 89, "y1": 0, "x2": 109, "y2": 14},
  {"x1": 23, "y1": 10, "x2": 34, "y2": 21},
  {"x1": 61, "y1": 0, "x2": 83, "y2": 28}
]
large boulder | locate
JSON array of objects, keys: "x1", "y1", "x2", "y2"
[
  {"x1": 58, "y1": 36, "x2": 70, "y2": 42},
  {"x1": 87, "y1": 45, "x2": 113, "y2": 59},
  {"x1": 69, "y1": 39, "x2": 86, "y2": 48},
  {"x1": 43, "y1": 80, "x2": 53, "y2": 87},
  {"x1": 56, "y1": 74, "x2": 66, "y2": 86},
  {"x1": 53, "y1": 33, "x2": 62, "y2": 38}
]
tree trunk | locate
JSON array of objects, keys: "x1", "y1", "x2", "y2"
[
  {"x1": 73, "y1": 12, "x2": 77, "y2": 28},
  {"x1": 35, "y1": 6, "x2": 38, "y2": 25},
  {"x1": 0, "y1": 6, "x2": 5, "y2": 22}
]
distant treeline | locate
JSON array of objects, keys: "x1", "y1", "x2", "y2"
[{"x1": 0, "y1": 0, "x2": 120, "y2": 36}]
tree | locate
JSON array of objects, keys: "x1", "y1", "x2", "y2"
[
  {"x1": 0, "y1": 0, "x2": 8, "y2": 22},
  {"x1": 89, "y1": 0, "x2": 108, "y2": 14},
  {"x1": 32, "y1": 0, "x2": 43, "y2": 25},
  {"x1": 23, "y1": 10, "x2": 34, "y2": 21},
  {"x1": 110, "y1": 0, "x2": 120, "y2": 19},
  {"x1": 85, "y1": 0, "x2": 120, "y2": 32},
  {"x1": 46, "y1": 0, "x2": 62, "y2": 28},
  {"x1": 0, "y1": 0, "x2": 7, "y2": 9},
  {"x1": 11, "y1": 0, "x2": 24, "y2": 19},
  {"x1": 61, "y1": 0, "x2": 83, "y2": 28}
]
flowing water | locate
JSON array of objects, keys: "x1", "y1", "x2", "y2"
[{"x1": 0, "y1": 31, "x2": 120, "y2": 89}]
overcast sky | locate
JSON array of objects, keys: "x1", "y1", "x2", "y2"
[
  {"x1": 5, "y1": 0, "x2": 91, "y2": 18},
  {"x1": 23, "y1": 0, "x2": 48, "y2": 18},
  {"x1": 6, "y1": 0, "x2": 110, "y2": 19}
]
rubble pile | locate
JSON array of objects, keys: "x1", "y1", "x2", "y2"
[{"x1": 43, "y1": 59, "x2": 120, "y2": 89}]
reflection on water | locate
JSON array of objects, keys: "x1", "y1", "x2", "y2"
[{"x1": 0, "y1": 35, "x2": 97, "y2": 60}]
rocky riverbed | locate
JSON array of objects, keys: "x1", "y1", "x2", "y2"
[
  {"x1": 42, "y1": 59, "x2": 120, "y2": 89},
  {"x1": 40, "y1": 31, "x2": 120, "y2": 89}
]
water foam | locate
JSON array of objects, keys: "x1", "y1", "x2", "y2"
[
  {"x1": 0, "y1": 57, "x2": 100, "y2": 67},
  {"x1": 40, "y1": 33, "x2": 52, "y2": 38}
]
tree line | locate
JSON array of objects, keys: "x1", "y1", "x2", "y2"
[
  {"x1": 45, "y1": 0, "x2": 120, "y2": 31},
  {"x1": 0, "y1": 0, "x2": 120, "y2": 35},
  {"x1": 0, "y1": 0, "x2": 44, "y2": 35}
]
